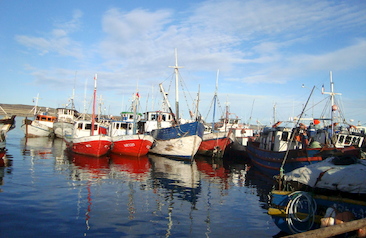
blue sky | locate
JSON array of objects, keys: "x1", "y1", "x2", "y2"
[{"x1": 1, "y1": 0, "x2": 366, "y2": 126}]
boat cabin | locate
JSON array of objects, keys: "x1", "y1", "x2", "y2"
[
  {"x1": 120, "y1": 111, "x2": 142, "y2": 122},
  {"x1": 36, "y1": 114, "x2": 57, "y2": 122},
  {"x1": 56, "y1": 108, "x2": 79, "y2": 123},
  {"x1": 109, "y1": 121, "x2": 135, "y2": 136},
  {"x1": 138, "y1": 111, "x2": 174, "y2": 133},
  {"x1": 259, "y1": 127, "x2": 303, "y2": 152},
  {"x1": 73, "y1": 120, "x2": 108, "y2": 137}
]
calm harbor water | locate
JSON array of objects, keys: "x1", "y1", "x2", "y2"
[{"x1": 0, "y1": 117, "x2": 281, "y2": 237}]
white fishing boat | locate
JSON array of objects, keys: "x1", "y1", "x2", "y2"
[
  {"x1": 53, "y1": 91, "x2": 80, "y2": 138},
  {"x1": 21, "y1": 94, "x2": 56, "y2": 137},
  {"x1": 64, "y1": 75, "x2": 112, "y2": 157},
  {"x1": 148, "y1": 50, "x2": 205, "y2": 159},
  {"x1": 0, "y1": 107, "x2": 16, "y2": 146}
]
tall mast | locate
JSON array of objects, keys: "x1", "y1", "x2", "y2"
[
  {"x1": 169, "y1": 48, "x2": 183, "y2": 121},
  {"x1": 322, "y1": 71, "x2": 341, "y2": 136},
  {"x1": 212, "y1": 70, "x2": 219, "y2": 131},
  {"x1": 133, "y1": 82, "x2": 139, "y2": 135},
  {"x1": 91, "y1": 74, "x2": 97, "y2": 136},
  {"x1": 33, "y1": 93, "x2": 40, "y2": 116}
]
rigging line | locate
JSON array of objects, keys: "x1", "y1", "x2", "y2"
[
  {"x1": 280, "y1": 86, "x2": 315, "y2": 179},
  {"x1": 179, "y1": 75, "x2": 194, "y2": 117},
  {"x1": 204, "y1": 96, "x2": 216, "y2": 124}
]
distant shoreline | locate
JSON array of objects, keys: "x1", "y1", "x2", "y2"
[{"x1": 0, "y1": 103, "x2": 56, "y2": 117}]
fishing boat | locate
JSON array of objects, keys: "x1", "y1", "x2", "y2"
[
  {"x1": 268, "y1": 154, "x2": 366, "y2": 236},
  {"x1": 21, "y1": 94, "x2": 56, "y2": 137},
  {"x1": 197, "y1": 71, "x2": 233, "y2": 158},
  {"x1": 64, "y1": 75, "x2": 112, "y2": 157},
  {"x1": 148, "y1": 50, "x2": 205, "y2": 159},
  {"x1": 0, "y1": 110, "x2": 16, "y2": 146},
  {"x1": 246, "y1": 73, "x2": 364, "y2": 177},
  {"x1": 109, "y1": 93, "x2": 154, "y2": 157},
  {"x1": 53, "y1": 92, "x2": 80, "y2": 138},
  {"x1": 215, "y1": 106, "x2": 255, "y2": 159},
  {"x1": 0, "y1": 114, "x2": 16, "y2": 134}
]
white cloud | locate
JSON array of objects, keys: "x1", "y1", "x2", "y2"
[
  {"x1": 15, "y1": 10, "x2": 83, "y2": 58},
  {"x1": 13, "y1": 0, "x2": 366, "y2": 123}
]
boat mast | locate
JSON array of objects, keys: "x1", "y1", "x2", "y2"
[
  {"x1": 322, "y1": 71, "x2": 341, "y2": 136},
  {"x1": 169, "y1": 48, "x2": 183, "y2": 121},
  {"x1": 91, "y1": 74, "x2": 97, "y2": 136},
  {"x1": 133, "y1": 82, "x2": 139, "y2": 135},
  {"x1": 212, "y1": 70, "x2": 219, "y2": 132},
  {"x1": 159, "y1": 83, "x2": 178, "y2": 124},
  {"x1": 33, "y1": 93, "x2": 40, "y2": 116}
]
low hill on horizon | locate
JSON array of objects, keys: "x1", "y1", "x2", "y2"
[{"x1": 0, "y1": 103, "x2": 56, "y2": 117}]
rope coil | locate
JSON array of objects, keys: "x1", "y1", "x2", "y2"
[{"x1": 285, "y1": 191, "x2": 317, "y2": 234}]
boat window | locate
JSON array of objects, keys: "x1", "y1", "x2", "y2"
[
  {"x1": 281, "y1": 131, "x2": 289, "y2": 141},
  {"x1": 352, "y1": 137, "x2": 360, "y2": 146},
  {"x1": 345, "y1": 136, "x2": 352, "y2": 145},
  {"x1": 338, "y1": 135, "x2": 345, "y2": 144},
  {"x1": 94, "y1": 125, "x2": 98, "y2": 130},
  {"x1": 116, "y1": 123, "x2": 120, "y2": 129},
  {"x1": 85, "y1": 124, "x2": 92, "y2": 130},
  {"x1": 122, "y1": 124, "x2": 127, "y2": 129},
  {"x1": 78, "y1": 123, "x2": 83, "y2": 129}
]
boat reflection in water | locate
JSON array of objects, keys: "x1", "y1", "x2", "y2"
[
  {"x1": 66, "y1": 151, "x2": 110, "y2": 181},
  {"x1": 21, "y1": 136, "x2": 54, "y2": 159},
  {"x1": 109, "y1": 153, "x2": 150, "y2": 181},
  {"x1": 149, "y1": 154, "x2": 201, "y2": 204},
  {"x1": 0, "y1": 148, "x2": 12, "y2": 188}
]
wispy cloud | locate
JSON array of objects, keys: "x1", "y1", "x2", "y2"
[{"x1": 15, "y1": 10, "x2": 83, "y2": 58}]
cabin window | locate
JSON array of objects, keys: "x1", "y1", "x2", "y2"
[
  {"x1": 338, "y1": 135, "x2": 345, "y2": 144},
  {"x1": 85, "y1": 124, "x2": 92, "y2": 130},
  {"x1": 352, "y1": 137, "x2": 360, "y2": 146},
  {"x1": 345, "y1": 136, "x2": 352, "y2": 145},
  {"x1": 129, "y1": 115, "x2": 133, "y2": 120},
  {"x1": 281, "y1": 131, "x2": 289, "y2": 141},
  {"x1": 78, "y1": 123, "x2": 83, "y2": 129}
]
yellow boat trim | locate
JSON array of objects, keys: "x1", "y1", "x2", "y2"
[
  {"x1": 268, "y1": 208, "x2": 322, "y2": 223},
  {"x1": 271, "y1": 190, "x2": 366, "y2": 206}
]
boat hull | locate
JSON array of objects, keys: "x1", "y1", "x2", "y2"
[
  {"x1": 111, "y1": 134, "x2": 154, "y2": 157},
  {"x1": 21, "y1": 121, "x2": 53, "y2": 137},
  {"x1": 150, "y1": 121, "x2": 205, "y2": 158},
  {"x1": 197, "y1": 132, "x2": 232, "y2": 157},
  {"x1": 65, "y1": 135, "x2": 112, "y2": 157},
  {"x1": 246, "y1": 141, "x2": 324, "y2": 176}
]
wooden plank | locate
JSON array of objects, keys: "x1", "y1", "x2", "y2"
[{"x1": 284, "y1": 218, "x2": 366, "y2": 238}]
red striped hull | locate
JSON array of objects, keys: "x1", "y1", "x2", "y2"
[
  {"x1": 111, "y1": 135, "x2": 154, "y2": 157},
  {"x1": 67, "y1": 138, "x2": 112, "y2": 157},
  {"x1": 197, "y1": 135, "x2": 232, "y2": 157}
]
